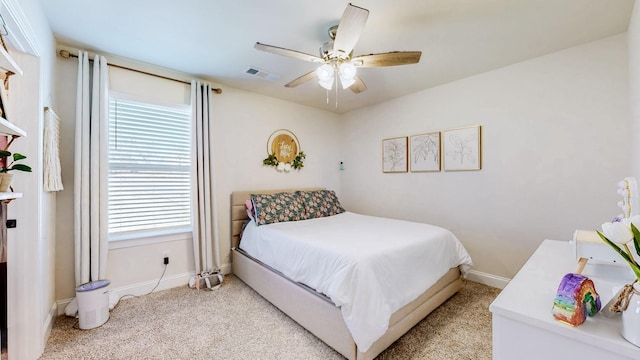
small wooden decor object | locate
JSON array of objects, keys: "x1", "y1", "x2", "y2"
[
  {"x1": 269, "y1": 130, "x2": 298, "y2": 163},
  {"x1": 267, "y1": 129, "x2": 299, "y2": 163}
]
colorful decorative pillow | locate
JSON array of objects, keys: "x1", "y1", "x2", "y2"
[
  {"x1": 297, "y1": 190, "x2": 345, "y2": 219},
  {"x1": 245, "y1": 199, "x2": 256, "y2": 222},
  {"x1": 250, "y1": 192, "x2": 306, "y2": 226}
]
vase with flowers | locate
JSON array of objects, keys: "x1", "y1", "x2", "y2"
[{"x1": 597, "y1": 177, "x2": 640, "y2": 347}]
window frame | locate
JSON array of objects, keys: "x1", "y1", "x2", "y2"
[{"x1": 107, "y1": 91, "x2": 193, "y2": 244}]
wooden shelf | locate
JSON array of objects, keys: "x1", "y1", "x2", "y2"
[
  {"x1": 0, "y1": 192, "x2": 21, "y2": 201},
  {"x1": 0, "y1": 117, "x2": 25, "y2": 137},
  {"x1": 0, "y1": 46, "x2": 22, "y2": 75}
]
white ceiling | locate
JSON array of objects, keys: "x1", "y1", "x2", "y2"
[{"x1": 39, "y1": 0, "x2": 634, "y2": 113}]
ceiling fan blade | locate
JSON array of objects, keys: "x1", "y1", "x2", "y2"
[
  {"x1": 333, "y1": 3, "x2": 369, "y2": 58},
  {"x1": 255, "y1": 42, "x2": 324, "y2": 63},
  {"x1": 352, "y1": 51, "x2": 422, "y2": 67},
  {"x1": 349, "y1": 76, "x2": 367, "y2": 93},
  {"x1": 284, "y1": 71, "x2": 317, "y2": 88}
]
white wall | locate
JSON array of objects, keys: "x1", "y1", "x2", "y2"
[
  {"x1": 213, "y1": 86, "x2": 342, "y2": 266},
  {"x1": 340, "y1": 34, "x2": 630, "y2": 281},
  {"x1": 52, "y1": 54, "x2": 76, "y2": 304},
  {"x1": 631, "y1": 2, "x2": 640, "y2": 178},
  {"x1": 53, "y1": 56, "x2": 342, "y2": 301}
]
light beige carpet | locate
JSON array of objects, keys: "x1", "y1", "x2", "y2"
[{"x1": 40, "y1": 275, "x2": 500, "y2": 360}]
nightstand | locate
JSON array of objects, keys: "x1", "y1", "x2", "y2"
[{"x1": 490, "y1": 239, "x2": 640, "y2": 360}]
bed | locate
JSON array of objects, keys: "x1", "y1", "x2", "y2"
[{"x1": 230, "y1": 188, "x2": 472, "y2": 360}]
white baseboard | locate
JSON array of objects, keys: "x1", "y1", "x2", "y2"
[
  {"x1": 110, "y1": 271, "x2": 193, "y2": 300},
  {"x1": 56, "y1": 271, "x2": 192, "y2": 316},
  {"x1": 43, "y1": 301, "x2": 57, "y2": 340},
  {"x1": 56, "y1": 265, "x2": 234, "y2": 316},
  {"x1": 220, "y1": 262, "x2": 231, "y2": 275},
  {"x1": 465, "y1": 269, "x2": 511, "y2": 289}
]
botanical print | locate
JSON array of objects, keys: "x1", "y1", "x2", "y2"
[
  {"x1": 383, "y1": 137, "x2": 408, "y2": 173},
  {"x1": 443, "y1": 125, "x2": 481, "y2": 171},
  {"x1": 251, "y1": 192, "x2": 306, "y2": 225},
  {"x1": 410, "y1": 132, "x2": 440, "y2": 172}
]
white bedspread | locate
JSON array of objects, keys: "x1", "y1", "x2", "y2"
[{"x1": 239, "y1": 212, "x2": 473, "y2": 352}]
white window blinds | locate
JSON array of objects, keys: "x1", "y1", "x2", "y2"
[{"x1": 108, "y1": 97, "x2": 192, "y2": 236}]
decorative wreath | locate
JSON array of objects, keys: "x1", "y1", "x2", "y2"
[{"x1": 263, "y1": 129, "x2": 306, "y2": 172}]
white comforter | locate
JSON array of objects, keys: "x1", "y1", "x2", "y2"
[{"x1": 240, "y1": 212, "x2": 473, "y2": 352}]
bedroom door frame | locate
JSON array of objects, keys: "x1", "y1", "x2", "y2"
[{"x1": 1, "y1": 0, "x2": 49, "y2": 359}]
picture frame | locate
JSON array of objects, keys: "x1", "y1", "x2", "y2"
[
  {"x1": 442, "y1": 125, "x2": 482, "y2": 171},
  {"x1": 410, "y1": 132, "x2": 441, "y2": 172},
  {"x1": 266, "y1": 129, "x2": 300, "y2": 163},
  {"x1": 382, "y1": 136, "x2": 408, "y2": 173}
]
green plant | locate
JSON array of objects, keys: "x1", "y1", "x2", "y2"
[
  {"x1": 262, "y1": 151, "x2": 306, "y2": 172},
  {"x1": 0, "y1": 150, "x2": 32, "y2": 173},
  {"x1": 597, "y1": 216, "x2": 640, "y2": 281}
]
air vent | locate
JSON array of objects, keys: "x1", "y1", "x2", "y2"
[{"x1": 244, "y1": 67, "x2": 280, "y2": 81}]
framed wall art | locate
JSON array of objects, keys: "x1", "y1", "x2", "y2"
[
  {"x1": 410, "y1": 132, "x2": 440, "y2": 172},
  {"x1": 267, "y1": 129, "x2": 299, "y2": 164},
  {"x1": 382, "y1": 136, "x2": 408, "y2": 173},
  {"x1": 442, "y1": 125, "x2": 482, "y2": 171}
]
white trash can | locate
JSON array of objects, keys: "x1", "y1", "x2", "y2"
[{"x1": 76, "y1": 279, "x2": 110, "y2": 330}]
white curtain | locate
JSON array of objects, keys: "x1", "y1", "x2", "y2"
[
  {"x1": 73, "y1": 52, "x2": 110, "y2": 286},
  {"x1": 190, "y1": 81, "x2": 222, "y2": 286}
]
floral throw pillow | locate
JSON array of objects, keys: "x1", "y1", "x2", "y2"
[
  {"x1": 250, "y1": 192, "x2": 306, "y2": 226},
  {"x1": 297, "y1": 190, "x2": 345, "y2": 219}
]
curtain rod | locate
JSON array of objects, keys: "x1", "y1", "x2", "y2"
[{"x1": 59, "y1": 50, "x2": 222, "y2": 94}]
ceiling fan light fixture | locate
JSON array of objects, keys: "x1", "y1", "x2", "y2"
[
  {"x1": 254, "y1": 4, "x2": 419, "y2": 98},
  {"x1": 319, "y1": 78, "x2": 334, "y2": 90},
  {"x1": 339, "y1": 62, "x2": 356, "y2": 78},
  {"x1": 317, "y1": 64, "x2": 334, "y2": 81},
  {"x1": 338, "y1": 62, "x2": 357, "y2": 89},
  {"x1": 317, "y1": 64, "x2": 335, "y2": 90}
]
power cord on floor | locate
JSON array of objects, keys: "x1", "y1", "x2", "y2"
[
  {"x1": 72, "y1": 263, "x2": 168, "y2": 329},
  {"x1": 114, "y1": 262, "x2": 168, "y2": 307}
]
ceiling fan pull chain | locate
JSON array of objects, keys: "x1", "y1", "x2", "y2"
[{"x1": 335, "y1": 73, "x2": 339, "y2": 109}]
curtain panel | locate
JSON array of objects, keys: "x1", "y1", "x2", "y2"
[
  {"x1": 67, "y1": 52, "x2": 110, "y2": 315},
  {"x1": 190, "y1": 81, "x2": 222, "y2": 284}
]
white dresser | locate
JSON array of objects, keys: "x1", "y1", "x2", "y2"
[{"x1": 490, "y1": 239, "x2": 640, "y2": 360}]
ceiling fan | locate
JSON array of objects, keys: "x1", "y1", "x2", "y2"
[{"x1": 254, "y1": 3, "x2": 422, "y2": 94}]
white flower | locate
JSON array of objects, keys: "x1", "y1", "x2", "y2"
[
  {"x1": 283, "y1": 163, "x2": 292, "y2": 172},
  {"x1": 626, "y1": 215, "x2": 640, "y2": 230},
  {"x1": 602, "y1": 221, "x2": 634, "y2": 245},
  {"x1": 276, "y1": 163, "x2": 285, "y2": 172}
]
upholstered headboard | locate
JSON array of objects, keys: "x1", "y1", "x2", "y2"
[{"x1": 230, "y1": 188, "x2": 324, "y2": 249}]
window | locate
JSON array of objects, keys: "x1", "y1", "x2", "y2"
[{"x1": 108, "y1": 96, "x2": 192, "y2": 239}]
